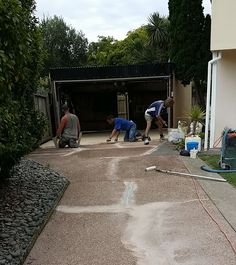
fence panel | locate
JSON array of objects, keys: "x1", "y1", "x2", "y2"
[{"x1": 34, "y1": 94, "x2": 52, "y2": 143}]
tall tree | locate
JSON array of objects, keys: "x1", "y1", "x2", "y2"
[
  {"x1": 40, "y1": 16, "x2": 88, "y2": 74},
  {"x1": 168, "y1": 0, "x2": 211, "y2": 105}
]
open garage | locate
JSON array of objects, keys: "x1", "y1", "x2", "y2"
[{"x1": 50, "y1": 63, "x2": 174, "y2": 132}]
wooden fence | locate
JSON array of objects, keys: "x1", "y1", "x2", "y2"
[{"x1": 34, "y1": 94, "x2": 52, "y2": 143}]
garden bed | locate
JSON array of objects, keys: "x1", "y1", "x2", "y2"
[{"x1": 0, "y1": 159, "x2": 69, "y2": 265}]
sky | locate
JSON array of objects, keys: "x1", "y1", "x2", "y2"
[{"x1": 35, "y1": 0, "x2": 211, "y2": 43}]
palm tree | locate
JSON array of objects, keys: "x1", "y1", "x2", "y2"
[{"x1": 146, "y1": 12, "x2": 170, "y2": 50}]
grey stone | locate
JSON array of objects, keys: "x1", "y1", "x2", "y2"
[
  {"x1": 6, "y1": 255, "x2": 12, "y2": 261},
  {"x1": 0, "y1": 234, "x2": 9, "y2": 239},
  {"x1": 11, "y1": 250, "x2": 21, "y2": 257},
  {"x1": 3, "y1": 218, "x2": 11, "y2": 222}
]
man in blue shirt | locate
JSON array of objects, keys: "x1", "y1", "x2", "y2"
[
  {"x1": 106, "y1": 115, "x2": 137, "y2": 142},
  {"x1": 143, "y1": 97, "x2": 174, "y2": 145}
]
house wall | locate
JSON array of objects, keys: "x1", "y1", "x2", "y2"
[
  {"x1": 173, "y1": 79, "x2": 192, "y2": 127},
  {"x1": 213, "y1": 50, "x2": 236, "y2": 146},
  {"x1": 211, "y1": 0, "x2": 236, "y2": 51}
]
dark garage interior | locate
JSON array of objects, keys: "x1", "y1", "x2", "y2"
[{"x1": 50, "y1": 63, "x2": 174, "y2": 133}]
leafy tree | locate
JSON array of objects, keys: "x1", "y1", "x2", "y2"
[
  {"x1": 108, "y1": 28, "x2": 150, "y2": 65},
  {"x1": 87, "y1": 13, "x2": 171, "y2": 67},
  {"x1": 40, "y1": 16, "x2": 88, "y2": 74},
  {"x1": 87, "y1": 24, "x2": 170, "y2": 66},
  {"x1": 168, "y1": 0, "x2": 211, "y2": 105},
  {"x1": 87, "y1": 31, "x2": 146, "y2": 65},
  {"x1": 0, "y1": 0, "x2": 45, "y2": 178},
  {"x1": 113, "y1": 26, "x2": 168, "y2": 64},
  {"x1": 88, "y1": 36, "x2": 117, "y2": 65}
]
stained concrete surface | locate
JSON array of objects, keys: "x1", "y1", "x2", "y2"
[{"x1": 24, "y1": 133, "x2": 236, "y2": 265}]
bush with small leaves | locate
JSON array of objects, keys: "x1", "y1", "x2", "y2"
[{"x1": 0, "y1": 0, "x2": 45, "y2": 179}]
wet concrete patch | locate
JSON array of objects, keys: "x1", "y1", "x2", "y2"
[{"x1": 76, "y1": 146, "x2": 152, "y2": 158}]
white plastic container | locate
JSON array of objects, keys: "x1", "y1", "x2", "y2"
[
  {"x1": 185, "y1": 135, "x2": 201, "y2": 151},
  {"x1": 190, "y1": 148, "x2": 198, "y2": 158}
]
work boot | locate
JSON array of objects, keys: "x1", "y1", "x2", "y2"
[
  {"x1": 142, "y1": 134, "x2": 151, "y2": 141},
  {"x1": 160, "y1": 134, "x2": 165, "y2": 141}
]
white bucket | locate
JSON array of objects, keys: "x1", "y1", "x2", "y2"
[
  {"x1": 185, "y1": 135, "x2": 201, "y2": 151},
  {"x1": 190, "y1": 148, "x2": 198, "y2": 159}
]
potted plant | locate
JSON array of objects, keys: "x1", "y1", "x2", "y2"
[
  {"x1": 187, "y1": 105, "x2": 205, "y2": 135},
  {"x1": 185, "y1": 105, "x2": 205, "y2": 151}
]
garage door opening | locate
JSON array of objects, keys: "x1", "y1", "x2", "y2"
[{"x1": 50, "y1": 63, "x2": 174, "y2": 133}]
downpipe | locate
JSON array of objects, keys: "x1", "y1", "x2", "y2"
[{"x1": 204, "y1": 52, "x2": 222, "y2": 150}]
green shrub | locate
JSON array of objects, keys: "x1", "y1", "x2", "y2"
[
  {"x1": 0, "y1": 0, "x2": 45, "y2": 179},
  {"x1": 174, "y1": 138, "x2": 185, "y2": 151},
  {"x1": 0, "y1": 100, "x2": 46, "y2": 178}
]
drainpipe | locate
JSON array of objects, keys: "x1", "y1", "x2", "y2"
[{"x1": 204, "y1": 51, "x2": 222, "y2": 150}]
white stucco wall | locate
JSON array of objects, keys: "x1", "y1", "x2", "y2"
[
  {"x1": 213, "y1": 50, "x2": 236, "y2": 146},
  {"x1": 211, "y1": 0, "x2": 236, "y2": 51}
]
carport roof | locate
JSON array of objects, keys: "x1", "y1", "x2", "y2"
[{"x1": 50, "y1": 63, "x2": 174, "y2": 82}]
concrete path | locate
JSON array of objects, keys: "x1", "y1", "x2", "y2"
[{"x1": 24, "y1": 134, "x2": 236, "y2": 265}]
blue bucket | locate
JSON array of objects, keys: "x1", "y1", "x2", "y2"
[{"x1": 187, "y1": 142, "x2": 198, "y2": 151}]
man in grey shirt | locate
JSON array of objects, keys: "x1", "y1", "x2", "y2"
[{"x1": 56, "y1": 104, "x2": 81, "y2": 148}]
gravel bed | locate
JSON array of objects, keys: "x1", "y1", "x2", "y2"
[{"x1": 0, "y1": 159, "x2": 69, "y2": 265}]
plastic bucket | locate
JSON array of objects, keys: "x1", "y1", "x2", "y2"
[
  {"x1": 190, "y1": 149, "x2": 198, "y2": 158},
  {"x1": 187, "y1": 142, "x2": 199, "y2": 151}
]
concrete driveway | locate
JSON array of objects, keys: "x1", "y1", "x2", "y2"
[{"x1": 24, "y1": 133, "x2": 236, "y2": 265}]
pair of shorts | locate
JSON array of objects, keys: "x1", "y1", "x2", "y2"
[
  {"x1": 144, "y1": 111, "x2": 154, "y2": 122},
  {"x1": 59, "y1": 137, "x2": 78, "y2": 148}
]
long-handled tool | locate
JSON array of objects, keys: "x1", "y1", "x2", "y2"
[{"x1": 145, "y1": 166, "x2": 227, "y2": 182}]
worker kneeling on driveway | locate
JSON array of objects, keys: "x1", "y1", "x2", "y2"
[
  {"x1": 106, "y1": 115, "x2": 137, "y2": 142},
  {"x1": 56, "y1": 104, "x2": 81, "y2": 148}
]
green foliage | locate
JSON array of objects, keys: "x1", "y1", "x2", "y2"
[
  {"x1": 188, "y1": 105, "x2": 205, "y2": 122},
  {"x1": 174, "y1": 138, "x2": 185, "y2": 150},
  {"x1": 0, "y1": 102, "x2": 46, "y2": 178},
  {"x1": 146, "y1": 12, "x2": 170, "y2": 50},
  {"x1": 0, "y1": 0, "x2": 46, "y2": 178},
  {"x1": 87, "y1": 21, "x2": 170, "y2": 66},
  {"x1": 0, "y1": 0, "x2": 41, "y2": 99},
  {"x1": 37, "y1": 76, "x2": 50, "y2": 93},
  {"x1": 187, "y1": 105, "x2": 205, "y2": 135},
  {"x1": 168, "y1": 0, "x2": 211, "y2": 105},
  {"x1": 124, "y1": 25, "x2": 169, "y2": 63},
  {"x1": 197, "y1": 132, "x2": 205, "y2": 140},
  {"x1": 88, "y1": 36, "x2": 117, "y2": 65},
  {"x1": 199, "y1": 154, "x2": 236, "y2": 187},
  {"x1": 40, "y1": 16, "x2": 88, "y2": 74}
]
